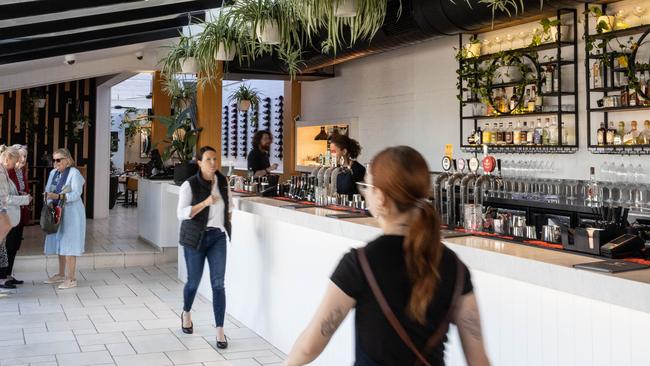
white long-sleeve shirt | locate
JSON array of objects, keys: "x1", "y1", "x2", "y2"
[{"x1": 176, "y1": 174, "x2": 233, "y2": 237}]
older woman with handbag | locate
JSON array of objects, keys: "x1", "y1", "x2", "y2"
[
  {"x1": 0, "y1": 145, "x2": 30, "y2": 287},
  {"x1": 43, "y1": 148, "x2": 86, "y2": 290},
  {"x1": 0, "y1": 145, "x2": 32, "y2": 291}
]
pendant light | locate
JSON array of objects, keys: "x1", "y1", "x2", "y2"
[{"x1": 314, "y1": 126, "x2": 328, "y2": 140}]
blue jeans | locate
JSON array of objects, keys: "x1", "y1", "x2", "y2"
[{"x1": 183, "y1": 229, "x2": 227, "y2": 327}]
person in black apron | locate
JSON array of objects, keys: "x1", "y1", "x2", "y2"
[{"x1": 329, "y1": 134, "x2": 366, "y2": 198}]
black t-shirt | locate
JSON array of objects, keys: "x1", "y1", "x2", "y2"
[
  {"x1": 247, "y1": 148, "x2": 270, "y2": 173},
  {"x1": 331, "y1": 235, "x2": 473, "y2": 366},
  {"x1": 336, "y1": 160, "x2": 366, "y2": 196}
]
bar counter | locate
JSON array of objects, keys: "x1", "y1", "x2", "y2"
[{"x1": 168, "y1": 189, "x2": 650, "y2": 365}]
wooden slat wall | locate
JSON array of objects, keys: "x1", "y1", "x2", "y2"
[
  {"x1": 0, "y1": 78, "x2": 97, "y2": 221},
  {"x1": 282, "y1": 81, "x2": 300, "y2": 179},
  {"x1": 197, "y1": 64, "x2": 223, "y2": 166}
]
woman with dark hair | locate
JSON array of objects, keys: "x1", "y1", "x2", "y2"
[
  {"x1": 329, "y1": 134, "x2": 366, "y2": 197},
  {"x1": 247, "y1": 130, "x2": 278, "y2": 177},
  {"x1": 285, "y1": 146, "x2": 489, "y2": 366},
  {"x1": 177, "y1": 146, "x2": 232, "y2": 349}
]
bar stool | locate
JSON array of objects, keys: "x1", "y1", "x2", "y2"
[{"x1": 123, "y1": 177, "x2": 138, "y2": 207}]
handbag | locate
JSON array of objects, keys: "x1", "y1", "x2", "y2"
[
  {"x1": 179, "y1": 218, "x2": 207, "y2": 250},
  {"x1": 356, "y1": 248, "x2": 465, "y2": 366},
  {"x1": 40, "y1": 194, "x2": 65, "y2": 234}
]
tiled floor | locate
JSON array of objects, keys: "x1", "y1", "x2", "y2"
[
  {"x1": 0, "y1": 264, "x2": 286, "y2": 366},
  {"x1": 20, "y1": 206, "x2": 153, "y2": 256}
]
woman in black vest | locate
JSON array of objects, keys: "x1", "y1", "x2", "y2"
[
  {"x1": 329, "y1": 134, "x2": 366, "y2": 198},
  {"x1": 177, "y1": 146, "x2": 232, "y2": 349}
]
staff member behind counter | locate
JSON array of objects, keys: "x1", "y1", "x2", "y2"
[
  {"x1": 247, "y1": 130, "x2": 278, "y2": 177},
  {"x1": 329, "y1": 134, "x2": 366, "y2": 197}
]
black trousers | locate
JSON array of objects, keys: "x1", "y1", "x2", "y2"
[{"x1": 0, "y1": 225, "x2": 23, "y2": 279}]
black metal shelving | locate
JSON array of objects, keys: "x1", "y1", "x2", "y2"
[
  {"x1": 458, "y1": 8, "x2": 579, "y2": 155},
  {"x1": 584, "y1": 3, "x2": 650, "y2": 155}
]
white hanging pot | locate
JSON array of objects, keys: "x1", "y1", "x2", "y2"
[
  {"x1": 215, "y1": 42, "x2": 236, "y2": 61},
  {"x1": 334, "y1": 0, "x2": 357, "y2": 17},
  {"x1": 550, "y1": 25, "x2": 571, "y2": 42},
  {"x1": 238, "y1": 100, "x2": 251, "y2": 111},
  {"x1": 256, "y1": 21, "x2": 281, "y2": 45},
  {"x1": 37, "y1": 98, "x2": 46, "y2": 108},
  {"x1": 180, "y1": 57, "x2": 198, "y2": 74}
]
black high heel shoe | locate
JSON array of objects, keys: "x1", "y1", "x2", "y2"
[
  {"x1": 216, "y1": 335, "x2": 228, "y2": 349},
  {"x1": 181, "y1": 311, "x2": 193, "y2": 334}
]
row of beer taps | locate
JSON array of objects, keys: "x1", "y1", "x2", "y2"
[{"x1": 432, "y1": 158, "x2": 503, "y2": 228}]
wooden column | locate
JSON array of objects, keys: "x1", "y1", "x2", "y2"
[
  {"x1": 282, "y1": 81, "x2": 300, "y2": 178},
  {"x1": 196, "y1": 63, "x2": 223, "y2": 166},
  {"x1": 151, "y1": 71, "x2": 171, "y2": 150}
]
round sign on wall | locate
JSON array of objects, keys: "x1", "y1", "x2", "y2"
[{"x1": 442, "y1": 156, "x2": 452, "y2": 171}]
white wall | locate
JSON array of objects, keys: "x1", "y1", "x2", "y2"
[{"x1": 300, "y1": 2, "x2": 650, "y2": 180}]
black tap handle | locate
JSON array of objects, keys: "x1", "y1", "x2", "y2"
[
  {"x1": 452, "y1": 159, "x2": 458, "y2": 172},
  {"x1": 496, "y1": 159, "x2": 502, "y2": 173}
]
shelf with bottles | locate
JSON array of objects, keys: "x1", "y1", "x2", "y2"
[
  {"x1": 589, "y1": 105, "x2": 650, "y2": 112},
  {"x1": 462, "y1": 111, "x2": 575, "y2": 120},
  {"x1": 587, "y1": 24, "x2": 650, "y2": 41},
  {"x1": 461, "y1": 145, "x2": 578, "y2": 154},
  {"x1": 466, "y1": 41, "x2": 575, "y2": 63},
  {"x1": 589, "y1": 119, "x2": 650, "y2": 154}
]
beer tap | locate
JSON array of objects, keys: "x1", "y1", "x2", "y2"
[
  {"x1": 445, "y1": 159, "x2": 466, "y2": 228},
  {"x1": 459, "y1": 157, "x2": 479, "y2": 222},
  {"x1": 433, "y1": 156, "x2": 453, "y2": 215}
]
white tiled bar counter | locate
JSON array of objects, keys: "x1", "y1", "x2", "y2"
[{"x1": 165, "y1": 188, "x2": 650, "y2": 365}]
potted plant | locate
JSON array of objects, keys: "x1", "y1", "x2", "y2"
[
  {"x1": 196, "y1": 9, "x2": 246, "y2": 68},
  {"x1": 119, "y1": 107, "x2": 148, "y2": 146},
  {"x1": 68, "y1": 105, "x2": 91, "y2": 143},
  {"x1": 163, "y1": 77, "x2": 198, "y2": 112},
  {"x1": 463, "y1": 36, "x2": 482, "y2": 58},
  {"x1": 334, "y1": 0, "x2": 357, "y2": 17},
  {"x1": 33, "y1": 90, "x2": 47, "y2": 108},
  {"x1": 539, "y1": 17, "x2": 570, "y2": 43},
  {"x1": 160, "y1": 34, "x2": 199, "y2": 77},
  {"x1": 231, "y1": 0, "x2": 300, "y2": 46},
  {"x1": 153, "y1": 101, "x2": 201, "y2": 185},
  {"x1": 228, "y1": 83, "x2": 261, "y2": 112}
]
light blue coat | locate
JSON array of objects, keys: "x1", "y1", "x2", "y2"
[{"x1": 44, "y1": 167, "x2": 86, "y2": 256}]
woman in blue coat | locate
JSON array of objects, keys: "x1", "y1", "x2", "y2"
[{"x1": 43, "y1": 148, "x2": 86, "y2": 290}]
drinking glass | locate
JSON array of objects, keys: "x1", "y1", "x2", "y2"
[
  {"x1": 633, "y1": 6, "x2": 646, "y2": 26},
  {"x1": 482, "y1": 39, "x2": 492, "y2": 55},
  {"x1": 626, "y1": 163, "x2": 636, "y2": 207},
  {"x1": 494, "y1": 36, "x2": 503, "y2": 52},
  {"x1": 518, "y1": 31, "x2": 528, "y2": 48},
  {"x1": 506, "y1": 33, "x2": 514, "y2": 50}
]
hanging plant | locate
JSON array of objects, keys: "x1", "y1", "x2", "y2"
[
  {"x1": 119, "y1": 107, "x2": 149, "y2": 146},
  {"x1": 228, "y1": 83, "x2": 261, "y2": 113},
  {"x1": 67, "y1": 100, "x2": 91, "y2": 143},
  {"x1": 160, "y1": 34, "x2": 199, "y2": 77},
  {"x1": 162, "y1": 76, "x2": 198, "y2": 112}
]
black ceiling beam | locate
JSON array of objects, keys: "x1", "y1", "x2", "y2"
[
  {"x1": 0, "y1": 0, "x2": 221, "y2": 41},
  {"x1": 0, "y1": 0, "x2": 145, "y2": 21},
  {"x1": 0, "y1": 28, "x2": 180, "y2": 66},
  {"x1": 0, "y1": 12, "x2": 205, "y2": 58}
]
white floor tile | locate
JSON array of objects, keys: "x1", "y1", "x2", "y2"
[
  {"x1": 56, "y1": 350, "x2": 114, "y2": 366},
  {"x1": 128, "y1": 333, "x2": 185, "y2": 354}
]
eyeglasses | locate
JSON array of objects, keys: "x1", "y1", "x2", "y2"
[
  {"x1": 356, "y1": 182, "x2": 375, "y2": 195},
  {"x1": 53, "y1": 158, "x2": 65, "y2": 163}
]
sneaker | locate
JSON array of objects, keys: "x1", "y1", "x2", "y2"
[
  {"x1": 44, "y1": 275, "x2": 65, "y2": 284},
  {"x1": 58, "y1": 280, "x2": 77, "y2": 290}
]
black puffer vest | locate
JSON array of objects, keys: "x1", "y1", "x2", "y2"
[{"x1": 184, "y1": 171, "x2": 231, "y2": 238}]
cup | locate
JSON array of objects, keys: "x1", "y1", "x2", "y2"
[
  {"x1": 525, "y1": 225, "x2": 537, "y2": 239},
  {"x1": 513, "y1": 226, "x2": 525, "y2": 238},
  {"x1": 463, "y1": 204, "x2": 483, "y2": 231},
  {"x1": 494, "y1": 219, "x2": 504, "y2": 234},
  {"x1": 542, "y1": 225, "x2": 561, "y2": 242}
]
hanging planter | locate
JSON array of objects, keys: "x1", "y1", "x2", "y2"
[
  {"x1": 37, "y1": 98, "x2": 46, "y2": 108},
  {"x1": 256, "y1": 20, "x2": 281, "y2": 44},
  {"x1": 215, "y1": 42, "x2": 236, "y2": 61},
  {"x1": 238, "y1": 100, "x2": 252, "y2": 111},
  {"x1": 334, "y1": 0, "x2": 357, "y2": 17},
  {"x1": 180, "y1": 57, "x2": 199, "y2": 74}
]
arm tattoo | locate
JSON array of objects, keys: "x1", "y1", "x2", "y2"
[
  {"x1": 320, "y1": 308, "x2": 345, "y2": 337},
  {"x1": 460, "y1": 306, "x2": 483, "y2": 341}
]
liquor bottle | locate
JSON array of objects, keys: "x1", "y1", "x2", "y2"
[
  {"x1": 521, "y1": 121, "x2": 529, "y2": 144},
  {"x1": 606, "y1": 121, "x2": 616, "y2": 145},
  {"x1": 552, "y1": 66, "x2": 559, "y2": 93},
  {"x1": 548, "y1": 117, "x2": 558, "y2": 145},
  {"x1": 624, "y1": 120, "x2": 638, "y2": 145},
  {"x1": 542, "y1": 118, "x2": 551, "y2": 145},
  {"x1": 498, "y1": 88, "x2": 508, "y2": 113},
  {"x1": 629, "y1": 87, "x2": 638, "y2": 107},
  {"x1": 587, "y1": 167, "x2": 599, "y2": 205},
  {"x1": 562, "y1": 122, "x2": 574, "y2": 145},
  {"x1": 475, "y1": 126, "x2": 483, "y2": 145},
  {"x1": 641, "y1": 120, "x2": 650, "y2": 144},
  {"x1": 614, "y1": 121, "x2": 625, "y2": 145},
  {"x1": 525, "y1": 121, "x2": 534, "y2": 145},
  {"x1": 534, "y1": 86, "x2": 543, "y2": 112},
  {"x1": 621, "y1": 87, "x2": 629, "y2": 107},
  {"x1": 505, "y1": 121, "x2": 514, "y2": 144},
  {"x1": 527, "y1": 87, "x2": 536, "y2": 112},
  {"x1": 593, "y1": 62, "x2": 603, "y2": 89},
  {"x1": 497, "y1": 122, "x2": 505, "y2": 144},
  {"x1": 597, "y1": 122, "x2": 607, "y2": 146},
  {"x1": 544, "y1": 66, "x2": 554, "y2": 94},
  {"x1": 513, "y1": 121, "x2": 522, "y2": 145},
  {"x1": 533, "y1": 118, "x2": 543, "y2": 145},
  {"x1": 483, "y1": 122, "x2": 492, "y2": 145},
  {"x1": 491, "y1": 123, "x2": 498, "y2": 144},
  {"x1": 509, "y1": 87, "x2": 519, "y2": 112}
]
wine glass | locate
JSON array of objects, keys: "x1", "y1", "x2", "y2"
[
  {"x1": 518, "y1": 31, "x2": 528, "y2": 48},
  {"x1": 506, "y1": 33, "x2": 514, "y2": 50},
  {"x1": 482, "y1": 39, "x2": 492, "y2": 55},
  {"x1": 494, "y1": 36, "x2": 503, "y2": 52},
  {"x1": 616, "y1": 10, "x2": 627, "y2": 28},
  {"x1": 633, "y1": 6, "x2": 646, "y2": 26}
]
